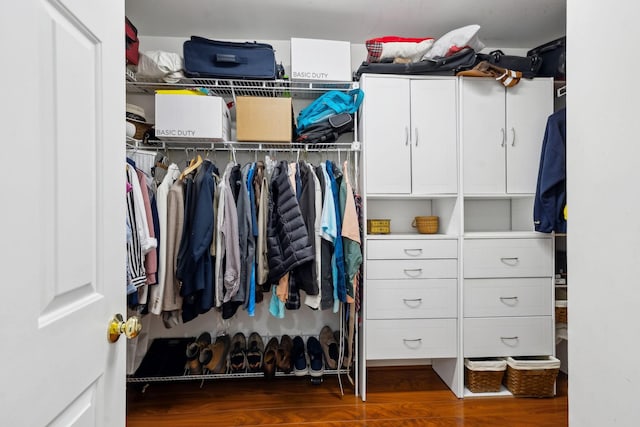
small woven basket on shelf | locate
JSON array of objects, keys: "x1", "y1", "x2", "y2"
[
  {"x1": 464, "y1": 359, "x2": 506, "y2": 393},
  {"x1": 412, "y1": 216, "x2": 439, "y2": 234},
  {"x1": 504, "y1": 357, "x2": 560, "y2": 398}
]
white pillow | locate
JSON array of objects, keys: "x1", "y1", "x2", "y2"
[
  {"x1": 137, "y1": 51, "x2": 185, "y2": 83},
  {"x1": 381, "y1": 39, "x2": 435, "y2": 62},
  {"x1": 423, "y1": 24, "x2": 485, "y2": 59}
]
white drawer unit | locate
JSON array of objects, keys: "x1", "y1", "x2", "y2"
[
  {"x1": 463, "y1": 238, "x2": 553, "y2": 278},
  {"x1": 367, "y1": 239, "x2": 458, "y2": 260},
  {"x1": 367, "y1": 259, "x2": 457, "y2": 280},
  {"x1": 367, "y1": 279, "x2": 457, "y2": 319},
  {"x1": 464, "y1": 278, "x2": 552, "y2": 317},
  {"x1": 366, "y1": 318, "x2": 457, "y2": 359},
  {"x1": 463, "y1": 317, "x2": 554, "y2": 358}
]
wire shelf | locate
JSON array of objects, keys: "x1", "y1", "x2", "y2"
[
  {"x1": 127, "y1": 368, "x2": 350, "y2": 383},
  {"x1": 126, "y1": 136, "x2": 360, "y2": 152},
  {"x1": 126, "y1": 76, "x2": 356, "y2": 98}
]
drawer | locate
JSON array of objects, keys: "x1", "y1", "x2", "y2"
[
  {"x1": 367, "y1": 279, "x2": 457, "y2": 319},
  {"x1": 464, "y1": 278, "x2": 552, "y2": 317},
  {"x1": 463, "y1": 238, "x2": 552, "y2": 278},
  {"x1": 367, "y1": 259, "x2": 457, "y2": 280},
  {"x1": 366, "y1": 319, "x2": 457, "y2": 359},
  {"x1": 367, "y1": 239, "x2": 457, "y2": 260},
  {"x1": 463, "y1": 317, "x2": 553, "y2": 358}
]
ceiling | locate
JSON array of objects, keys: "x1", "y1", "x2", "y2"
[{"x1": 125, "y1": 0, "x2": 566, "y2": 49}]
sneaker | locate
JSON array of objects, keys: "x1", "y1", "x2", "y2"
[
  {"x1": 185, "y1": 332, "x2": 212, "y2": 375},
  {"x1": 306, "y1": 336, "x2": 324, "y2": 377},
  {"x1": 319, "y1": 326, "x2": 339, "y2": 370},
  {"x1": 206, "y1": 334, "x2": 231, "y2": 374},
  {"x1": 246, "y1": 332, "x2": 264, "y2": 372},
  {"x1": 292, "y1": 335, "x2": 308, "y2": 377}
]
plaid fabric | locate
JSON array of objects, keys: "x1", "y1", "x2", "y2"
[{"x1": 286, "y1": 272, "x2": 301, "y2": 310}]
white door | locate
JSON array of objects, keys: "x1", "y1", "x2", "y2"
[
  {"x1": 1, "y1": 0, "x2": 126, "y2": 426},
  {"x1": 461, "y1": 78, "x2": 506, "y2": 194},
  {"x1": 505, "y1": 78, "x2": 554, "y2": 194},
  {"x1": 361, "y1": 76, "x2": 412, "y2": 194},
  {"x1": 411, "y1": 78, "x2": 458, "y2": 194}
]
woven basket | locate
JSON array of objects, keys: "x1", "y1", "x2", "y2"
[
  {"x1": 367, "y1": 219, "x2": 390, "y2": 234},
  {"x1": 504, "y1": 357, "x2": 560, "y2": 398},
  {"x1": 412, "y1": 216, "x2": 439, "y2": 234},
  {"x1": 464, "y1": 358, "x2": 506, "y2": 393}
]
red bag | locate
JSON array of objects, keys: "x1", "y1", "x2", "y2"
[{"x1": 126, "y1": 17, "x2": 139, "y2": 65}]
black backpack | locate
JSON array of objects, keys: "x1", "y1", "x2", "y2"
[{"x1": 295, "y1": 113, "x2": 353, "y2": 145}]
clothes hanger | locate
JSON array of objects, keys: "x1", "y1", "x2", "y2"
[{"x1": 179, "y1": 153, "x2": 203, "y2": 180}]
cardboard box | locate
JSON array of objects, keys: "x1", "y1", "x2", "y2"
[
  {"x1": 235, "y1": 96, "x2": 292, "y2": 143},
  {"x1": 155, "y1": 94, "x2": 230, "y2": 141},
  {"x1": 290, "y1": 38, "x2": 352, "y2": 81}
]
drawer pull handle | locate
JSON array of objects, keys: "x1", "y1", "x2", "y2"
[
  {"x1": 403, "y1": 248, "x2": 423, "y2": 257},
  {"x1": 500, "y1": 336, "x2": 519, "y2": 347},
  {"x1": 403, "y1": 338, "x2": 422, "y2": 349},
  {"x1": 403, "y1": 298, "x2": 423, "y2": 308},
  {"x1": 403, "y1": 268, "x2": 423, "y2": 278},
  {"x1": 500, "y1": 257, "x2": 520, "y2": 266},
  {"x1": 499, "y1": 296, "x2": 519, "y2": 306}
]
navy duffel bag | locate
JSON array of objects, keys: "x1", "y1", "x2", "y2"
[{"x1": 184, "y1": 36, "x2": 278, "y2": 79}]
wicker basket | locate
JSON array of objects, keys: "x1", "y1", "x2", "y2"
[
  {"x1": 504, "y1": 356, "x2": 560, "y2": 398},
  {"x1": 367, "y1": 219, "x2": 390, "y2": 234},
  {"x1": 412, "y1": 216, "x2": 439, "y2": 234},
  {"x1": 465, "y1": 358, "x2": 506, "y2": 393}
]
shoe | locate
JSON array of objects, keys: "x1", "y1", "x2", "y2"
[
  {"x1": 185, "y1": 332, "x2": 212, "y2": 375},
  {"x1": 263, "y1": 337, "x2": 279, "y2": 379},
  {"x1": 306, "y1": 336, "x2": 324, "y2": 377},
  {"x1": 246, "y1": 332, "x2": 264, "y2": 372},
  {"x1": 319, "y1": 326, "x2": 339, "y2": 370},
  {"x1": 229, "y1": 332, "x2": 247, "y2": 373},
  {"x1": 277, "y1": 335, "x2": 293, "y2": 374},
  {"x1": 206, "y1": 334, "x2": 231, "y2": 374},
  {"x1": 291, "y1": 335, "x2": 308, "y2": 377}
]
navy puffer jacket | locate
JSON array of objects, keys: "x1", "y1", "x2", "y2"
[{"x1": 267, "y1": 161, "x2": 314, "y2": 283}]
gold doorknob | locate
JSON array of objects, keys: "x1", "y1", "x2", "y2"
[{"x1": 107, "y1": 313, "x2": 141, "y2": 343}]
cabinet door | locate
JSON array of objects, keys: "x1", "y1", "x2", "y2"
[
  {"x1": 505, "y1": 78, "x2": 554, "y2": 194},
  {"x1": 362, "y1": 76, "x2": 411, "y2": 194},
  {"x1": 461, "y1": 78, "x2": 506, "y2": 194},
  {"x1": 411, "y1": 79, "x2": 458, "y2": 194}
]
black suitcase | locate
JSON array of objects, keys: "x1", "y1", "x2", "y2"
[
  {"x1": 355, "y1": 47, "x2": 476, "y2": 79},
  {"x1": 527, "y1": 36, "x2": 566, "y2": 79},
  {"x1": 183, "y1": 36, "x2": 277, "y2": 79}
]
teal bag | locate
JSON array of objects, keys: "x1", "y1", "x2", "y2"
[{"x1": 296, "y1": 89, "x2": 364, "y2": 133}]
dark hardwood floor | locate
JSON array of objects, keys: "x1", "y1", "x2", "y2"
[{"x1": 126, "y1": 366, "x2": 568, "y2": 426}]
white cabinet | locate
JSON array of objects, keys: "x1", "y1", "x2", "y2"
[
  {"x1": 461, "y1": 77, "x2": 553, "y2": 195},
  {"x1": 365, "y1": 238, "x2": 458, "y2": 360},
  {"x1": 361, "y1": 75, "x2": 457, "y2": 195},
  {"x1": 463, "y1": 237, "x2": 555, "y2": 359}
]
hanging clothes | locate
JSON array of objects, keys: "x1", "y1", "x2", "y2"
[
  {"x1": 266, "y1": 160, "x2": 315, "y2": 316},
  {"x1": 318, "y1": 162, "x2": 336, "y2": 310},
  {"x1": 340, "y1": 160, "x2": 362, "y2": 303},
  {"x1": 534, "y1": 108, "x2": 567, "y2": 233},
  {"x1": 148, "y1": 163, "x2": 180, "y2": 317}
]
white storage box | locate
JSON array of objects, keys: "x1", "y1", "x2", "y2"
[
  {"x1": 155, "y1": 94, "x2": 230, "y2": 141},
  {"x1": 290, "y1": 38, "x2": 352, "y2": 81}
]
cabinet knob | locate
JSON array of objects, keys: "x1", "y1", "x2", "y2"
[
  {"x1": 511, "y1": 127, "x2": 516, "y2": 146},
  {"x1": 500, "y1": 257, "x2": 519, "y2": 266},
  {"x1": 402, "y1": 338, "x2": 423, "y2": 349},
  {"x1": 500, "y1": 128, "x2": 506, "y2": 147},
  {"x1": 404, "y1": 126, "x2": 409, "y2": 146},
  {"x1": 402, "y1": 298, "x2": 423, "y2": 308},
  {"x1": 499, "y1": 296, "x2": 519, "y2": 306}
]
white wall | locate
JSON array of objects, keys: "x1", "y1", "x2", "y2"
[{"x1": 568, "y1": 1, "x2": 640, "y2": 425}]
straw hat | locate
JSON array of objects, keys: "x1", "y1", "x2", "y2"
[{"x1": 126, "y1": 103, "x2": 154, "y2": 139}]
